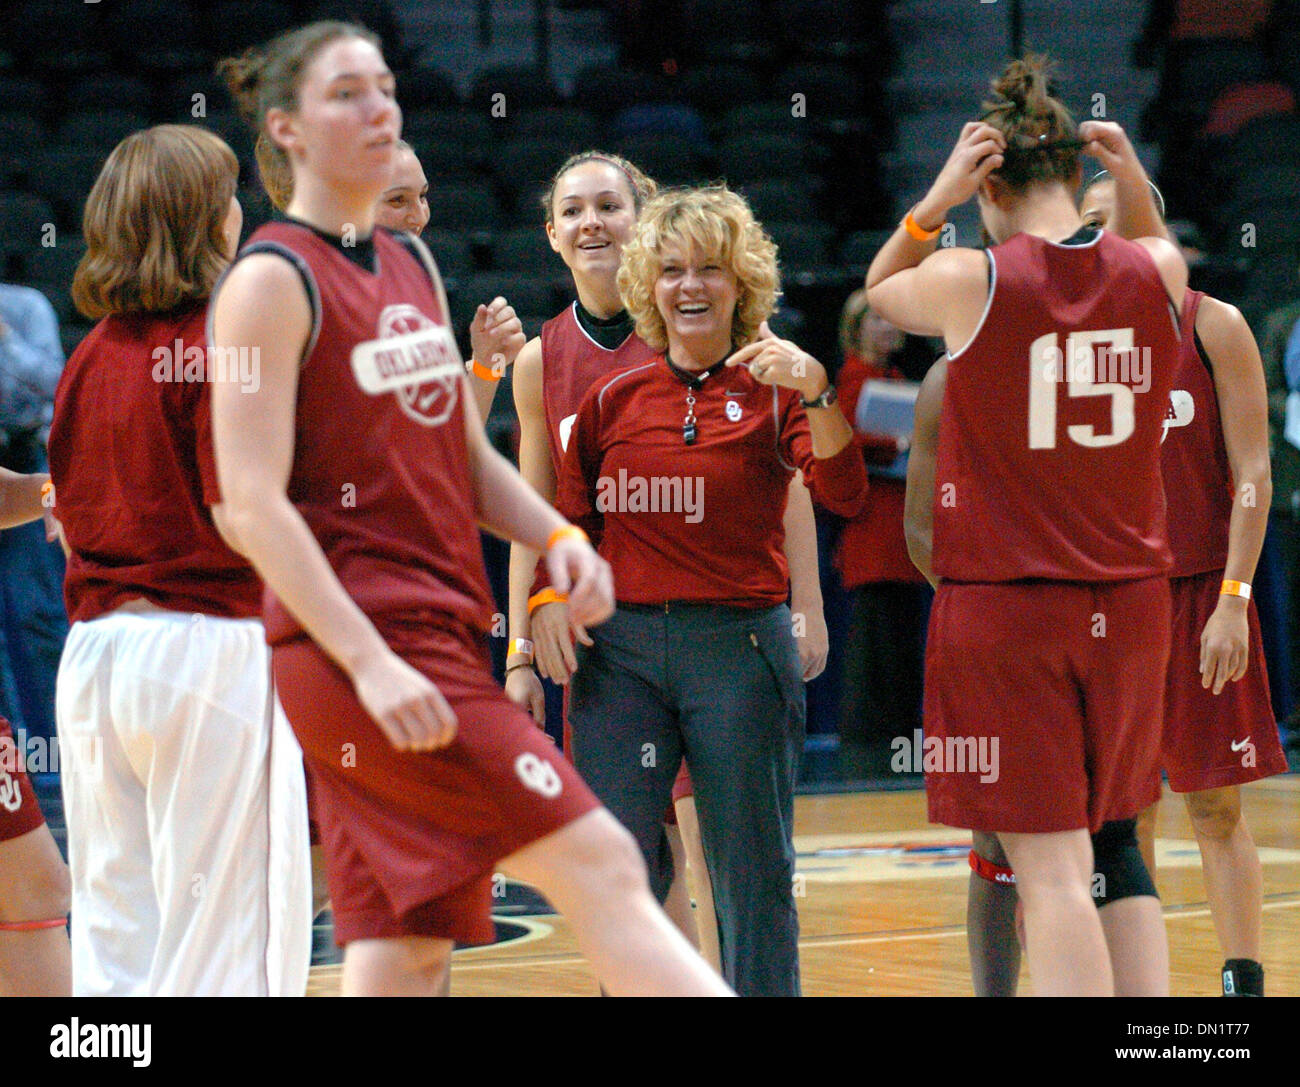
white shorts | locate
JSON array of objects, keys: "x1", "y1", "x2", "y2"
[{"x1": 56, "y1": 610, "x2": 311, "y2": 996}]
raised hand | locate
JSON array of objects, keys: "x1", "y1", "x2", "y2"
[
  {"x1": 726, "y1": 321, "x2": 828, "y2": 401},
  {"x1": 469, "y1": 296, "x2": 527, "y2": 379}
]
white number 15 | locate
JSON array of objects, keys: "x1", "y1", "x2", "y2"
[{"x1": 1027, "y1": 328, "x2": 1136, "y2": 450}]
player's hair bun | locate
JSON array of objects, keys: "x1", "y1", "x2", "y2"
[
  {"x1": 979, "y1": 53, "x2": 1079, "y2": 191},
  {"x1": 989, "y1": 55, "x2": 1051, "y2": 117},
  {"x1": 215, "y1": 48, "x2": 268, "y2": 129}
]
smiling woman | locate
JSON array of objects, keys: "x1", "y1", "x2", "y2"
[{"x1": 546, "y1": 182, "x2": 867, "y2": 996}]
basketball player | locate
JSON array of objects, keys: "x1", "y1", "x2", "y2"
[
  {"x1": 377, "y1": 139, "x2": 429, "y2": 235},
  {"x1": 254, "y1": 131, "x2": 524, "y2": 425},
  {"x1": 1082, "y1": 173, "x2": 1284, "y2": 995},
  {"x1": 212, "y1": 21, "x2": 730, "y2": 997},
  {"x1": 875, "y1": 55, "x2": 1187, "y2": 995},
  {"x1": 505, "y1": 152, "x2": 828, "y2": 968},
  {"x1": 959, "y1": 174, "x2": 1288, "y2": 999},
  {"x1": 47, "y1": 125, "x2": 311, "y2": 996},
  {"x1": 256, "y1": 132, "x2": 524, "y2": 935},
  {"x1": 0, "y1": 469, "x2": 70, "y2": 996}
]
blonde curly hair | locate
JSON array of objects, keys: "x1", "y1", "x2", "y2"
[{"x1": 617, "y1": 184, "x2": 780, "y2": 353}]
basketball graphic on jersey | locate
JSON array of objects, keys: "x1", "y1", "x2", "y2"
[
  {"x1": 1161, "y1": 389, "x2": 1194, "y2": 443},
  {"x1": 350, "y1": 303, "x2": 463, "y2": 428}
]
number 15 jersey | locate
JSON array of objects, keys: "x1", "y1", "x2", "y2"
[{"x1": 932, "y1": 228, "x2": 1180, "y2": 583}]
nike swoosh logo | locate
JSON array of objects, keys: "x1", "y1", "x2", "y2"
[{"x1": 1230, "y1": 738, "x2": 1252, "y2": 751}]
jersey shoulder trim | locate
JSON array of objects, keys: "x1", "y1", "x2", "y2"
[
  {"x1": 213, "y1": 240, "x2": 323, "y2": 367},
  {"x1": 387, "y1": 230, "x2": 439, "y2": 289}
]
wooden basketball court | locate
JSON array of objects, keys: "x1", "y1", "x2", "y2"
[{"x1": 306, "y1": 775, "x2": 1300, "y2": 997}]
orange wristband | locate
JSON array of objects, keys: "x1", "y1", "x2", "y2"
[
  {"x1": 468, "y1": 358, "x2": 501, "y2": 382},
  {"x1": 904, "y1": 208, "x2": 942, "y2": 241},
  {"x1": 527, "y1": 588, "x2": 568, "y2": 615},
  {"x1": 1220, "y1": 579, "x2": 1251, "y2": 600},
  {"x1": 546, "y1": 524, "x2": 589, "y2": 551}
]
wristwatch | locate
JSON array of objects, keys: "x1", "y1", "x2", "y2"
[{"x1": 801, "y1": 383, "x2": 838, "y2": 410}]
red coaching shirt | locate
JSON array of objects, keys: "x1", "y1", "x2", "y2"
[
  {"x1": 233, "y1": 220, "x2": 496, "y2": 646},
  {"x1": 932, "y1": 228, "x2": 1180, "y2": 583},
  {"x1": 555, "y1": 355, "x2": 867, "y2": 606},
  {"x1": 540, "y1": 302, "x2": 656, "y2": 473},
  {"x1": 1160, "y1": 289, "x2": 1233, "y2": 577},
  {"x1": 49, "y1": 302, "x2": 262, "y2": 623}
]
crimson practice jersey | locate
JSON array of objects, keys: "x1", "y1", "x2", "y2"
[
  {"x1": 229, "y1": 221, "x2": 496, "y2": 645},
  {"x1": 49, "y1": 302, "x2": 261, "y2": 623},
  {"x1": 540, "y1": 302, "x2": 656, "y2": 473},
  {"x1": 1160, "y1": 289, "x2": 1233, "y2": 576},
  {"x1": 932, "y1": 229, "x2": 1180, "y2": 582}
]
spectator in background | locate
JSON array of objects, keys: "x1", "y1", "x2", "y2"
[
  {"x1": 0, "y1": 283, "x2": 67, "y2": 752},
  {"x1": 1259, "y1": 270, "x2": 1300, "y2": 752},
  {"x1": 832, "y1": 289, "x2": 932, "y2": 745}
]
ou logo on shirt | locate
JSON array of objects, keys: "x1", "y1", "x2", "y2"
[
  {"x1": 0, "y1": 770, "x2": 21, "y2": 813},
  {"x1": 515, "y1": 753, "x2": 563, "y2": 798}
]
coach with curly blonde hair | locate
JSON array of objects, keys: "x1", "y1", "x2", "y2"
[{"x1": 552, "y1": 184, "x2": 867, "y2": 996}]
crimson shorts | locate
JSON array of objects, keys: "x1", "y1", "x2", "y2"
[
  {"x1": 564, "y1": 685, "x2": 694, "y2": 822},
  {"x1": 1157, "y1": 569, "x2": 1288, "y2": 795},
  {"x1": 0, "y1": 716, "x2": 45, "y2": 842},
  {"x1": 273, "y1": 624, "x2": 600, "y2": 947},
  {"x1": 923, "y1": 577, "x2": 1170, "y2": 834}
]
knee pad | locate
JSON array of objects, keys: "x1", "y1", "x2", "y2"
[
  {"x1": 1091, "y1": 819, "x2": 1156, "y2": 907},
  {"x1": 969, "y1": 849, "x2": 1016, "y2": 886}
]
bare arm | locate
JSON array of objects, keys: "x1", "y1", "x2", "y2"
[
  {"x1": 1077, "y1": 120, "x2": 1170, "y2": 243},
  {"x1": 903, "y1": 359, "x2": 948, "y2": 587},
  {"x1": 1079, "y1": 120, "x2": 1187, "y2": 309},
  {"x1": 1132, "y1": 234, "x2": 1187, "y2": 314},
  {"x1": 0, "y1": 468, "x2": 49, "y2": 529},
  {"x1": 503, "y1": 336, "x2": 560, "y2": 719},
  {"x1": 506, "y1": 337, "x2": 554, "y2": 644},
  {"x1": 866, "y1": 122, "x2": 1004, "y2": 343},
  {"x1": 1197, "y1": 297, "x2": 1273, "y2": 694},
  {"x1": 782, "y1": 473, "x2": 827, "y2": 680}
]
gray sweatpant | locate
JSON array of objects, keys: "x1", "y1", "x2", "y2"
[{"x1": 569, "y1": 601, "x2": 805, "y2": 997}]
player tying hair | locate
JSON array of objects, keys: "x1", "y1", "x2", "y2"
[
  {"x1": 211, "y1": 20, "x2": 730, "y2": 996},
  {"x1": 960, "y1": 172, "x2": 1287, "y2": 998},
  {"x1": 0, "y1": 471, "x2": 70, "y2": 996},
  {"x1": 877, "y1": 55, "x2": 1186, "y2": 996}
]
